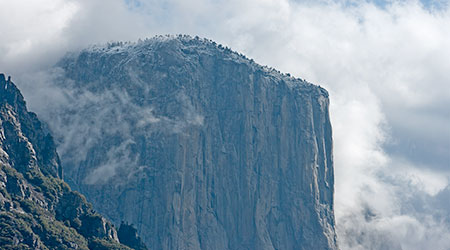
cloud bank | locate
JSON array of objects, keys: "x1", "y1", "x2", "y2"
[{"x1": 1, "y1": 0, "x2": 449, "y2": 249}]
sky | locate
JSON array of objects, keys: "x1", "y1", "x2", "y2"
[{"x1": 0, "y1": 0, "x2": 449, "y2": 249}]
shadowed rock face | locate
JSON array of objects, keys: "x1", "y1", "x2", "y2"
[
  {"x1": 0, "y1": 74, "x2": 145, "y2": 250},
  {"x1": 47, "y1": 36, "x2": 337, "y2": 250}
]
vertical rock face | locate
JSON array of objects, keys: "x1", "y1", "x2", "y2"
[
  {"x1": 46, "y1": 36, "x2": 337, "y2": 250},
  {"x1": 0, "y1": 74, "x2": 144, "y2": 249}
]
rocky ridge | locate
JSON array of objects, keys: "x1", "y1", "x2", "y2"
[{"x1": 0, "y1": 73, "x2": 146, "y2": 250}]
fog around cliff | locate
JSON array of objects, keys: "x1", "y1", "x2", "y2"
[{"x1": 1, "y1": 0, "x2": 449, "y2": 249}]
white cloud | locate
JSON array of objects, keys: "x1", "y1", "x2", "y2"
[
  {"x1": 0, "y1": 0, "x2": 78, "y2": 73},
  {"x1": 1, "y1": 0, "x2": 449, "y2": 249}
]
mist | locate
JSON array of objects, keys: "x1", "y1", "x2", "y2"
[{"x1": 1, "y1": 0, "x2": 449, "y2": 249}]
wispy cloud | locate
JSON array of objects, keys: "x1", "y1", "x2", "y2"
[{"x1": 1, "y1": 0, "x2": 449, "y2": 249}]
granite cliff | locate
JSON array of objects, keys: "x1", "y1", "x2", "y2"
[
  {"x1": 38, "y1": 35, "x2": 338, "y2": 250},
  {"x1": 0, "y1": 74, "x2": 146, "y2": 249}
]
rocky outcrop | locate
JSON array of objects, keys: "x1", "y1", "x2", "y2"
[
  {"x1": 118, "y1": 222, "x2": 148, "y2": 250},
  {"x1": 0, "y1": 74, "x2": 146, "y2": 249},
  {"x1": 44, "y1": 35, "x2": 338, "y2": 249}
]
